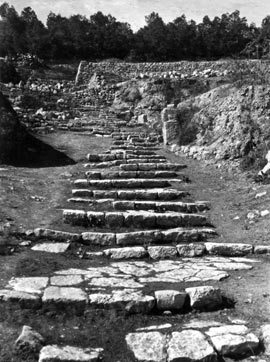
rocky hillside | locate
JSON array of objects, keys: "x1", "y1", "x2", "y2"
[{"x1": 175, "y1": 84, "x2": 270, "y2": 169}]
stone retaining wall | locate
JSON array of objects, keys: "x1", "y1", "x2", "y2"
[{"x1": 75, "y1": 59, "x2": 270, "y2": 85}]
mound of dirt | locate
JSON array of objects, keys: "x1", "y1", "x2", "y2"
[
  {"x1": 176, "y1": 84, "x2": 270, "y2": 169},
  {"x1": 0, "y1": 92, "x2": 74, "y2": 167}
]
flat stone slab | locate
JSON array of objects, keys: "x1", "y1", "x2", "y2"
[
  {"x1": 39, "y1": 345, "x2": 103, "y2": 362},
  {"x1": 50, "y1": 275, "x2": 84, "y2": 286},
  {"x1": 31, "y1": 243, "x2": 70, "y2": 253},
  {"x1": 126, "y1": 332, "x2": 167, "y2": 362},
  {"x1": 167, "y1": 330, "x2": 217, "y2": 362},
  {"x1": 104, "y1": 247, "x2": 148, "y2": 259},
  {"x1": 206, "y1": 325, "x2": 259, "y2": 357},
  {"x1": 0, "y1": 289, "x2": 41, "y2": 308},
  {"x1": 42, "y1": 286, "x2": 88, "y2": 312},
  {"x1": 9, "y1": 277, "x2": 49, "y2": 295}
]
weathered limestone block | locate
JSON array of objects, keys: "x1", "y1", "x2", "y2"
[
  {"x1": 81, "y1": 232, "x2": 116, "y2": 246},
  {"x1": 42, "y1": 286, "x2": 88, "y2": 314},
  {"x1": 116, "y1": 230, "x2": 162, "y2": 246},
  {"x1": 177, "y1": 243, "x2": 206, "y2": 257},
  {"x1": 207, "y1": 325, "x2": 259, "y2": 358},
  {"x1": 154, "y1": 290, "x2": 187, "y2": 311},
  {"x1": 162, "y1": 107, "x2": 179, "y2": 145},
  {"x1": 104, "y1": 247, "x2": 147, "y2": 259},
  {"x1": 167, "y1": 330, "x2": 217, "y2": 362},
  {"x1": 126, "y1": 332, "x2": 167, "y2": 362},
  {"x1": 185, "y1": 286, "x2": 223, "y2": 311},
  {"x1": 148, "y1": 246, "x2": 177, "y2": 259},
  {"x1": 206, "y1": 243, "x2": 253, "y2": 256},
  {"x1": 0, "y1": 289, "x2": 42, "y2": 309}
]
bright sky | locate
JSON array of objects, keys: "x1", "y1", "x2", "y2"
[{"x1": 4, "y1": 0, "x2": 270, "y2": 29}]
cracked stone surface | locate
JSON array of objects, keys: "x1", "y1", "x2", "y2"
[
  {"x1": 2, "y1": 257, "x2": 257, "y2": 312},
  {"x1": 126, "y1": 332, "x2": 167, "y2": 362},
  {"x1": 168, "y1": 330, "x2": 217, "y2": 362},
  {"x1": 31, "y1": 243, "x2": 70, "y2": 253},
  {"x1": 206, "y1": 325, "x2": 260, "y2": 357}
]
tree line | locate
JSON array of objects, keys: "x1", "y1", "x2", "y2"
[{"x1": 0, "y1": 2, "x2": 270, "y2": 61}]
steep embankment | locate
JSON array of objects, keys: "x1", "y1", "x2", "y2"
[
  {"x1": 0, "y1": 92, "x2": 74, "y2": 166},
  {"x1": 175, "y1": 84, "x2": 270, "y2": 169}
]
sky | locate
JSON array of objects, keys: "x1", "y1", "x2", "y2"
[{"x1": 4, "y1": 0, "x2": 270, "y2": 29}]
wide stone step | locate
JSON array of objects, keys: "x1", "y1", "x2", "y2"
[
  {"x1": 110, "y1": 145, "x2": 159, "y2": 151},
  {"x1": 63, "y1": 210, "x2": 208, "y2": 229},
  {"x1": 74, "y1": 178, "x2": 180, "y2": 189},
  {"x1": 72, "y1": 188, "x2": 189, "y2": 200},
  {"x1": 81, "y1": 227, "x2": 216, "y2": 246},
  {"x1": 84, "y1": 170, "x2": 179, "y2": 179},
  {"x1": 86, "y1": 154, "x2": 166, "y2": 163},
  {"x1": 68, "y1": 199, "x2": 209, "y2": 213},
  {"x1": 120, "y1": 163, "x2": 187, "y2": 171}
]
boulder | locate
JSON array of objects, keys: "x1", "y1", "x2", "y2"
[{"x1": 15, "y1": 325, "x2": 44, "y2": 355}]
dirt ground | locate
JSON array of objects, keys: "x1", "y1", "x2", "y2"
[{"x1": 0, "y1": 131, "x2": 270, "y2": 361}]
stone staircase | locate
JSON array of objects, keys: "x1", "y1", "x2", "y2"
[{"x1": 2, "y1": 127, "x2": 270, "y2": 361}]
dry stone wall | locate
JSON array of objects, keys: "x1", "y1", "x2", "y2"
[{"x1": 75, "y1": 59, "x2": 270, "y2": 85}]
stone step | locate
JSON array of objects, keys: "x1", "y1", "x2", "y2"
[
  {"x1": 26, "y1": 227, "x2": 216, "y2": 246},
  {"x1": 86, "y1": 153, "x2": 165, "y2": 162},
  {"x1": 81, "y1": 227, "x2": 216, "y2": 246},
  {"x1": 110, "y1": 145, "x2": 159, "y2": 151},
  {"x1": 84, "y1": 170, "x2": 179, "y2": 179},
  {"x1": 72, "y1": 188, "x2": 189, "y2": 200},
  {"x1": 74, "y1": 178, "x2": 181, "y2": 189},
  {"x1": 120, "y1": 163, "x2": 187, "y2": 171},
  {"x1": 68, "y1": 199, "x2": 210, "y2": 213},
  {"x1": 63, "y1": 210, "x2": 208, "y2": 229},
  {"x1": 39, "y1": 345, "x2": 104, "y2": 362},
  {"x1": 83, "y1": 158, "x2": 168, "y2": 168}
]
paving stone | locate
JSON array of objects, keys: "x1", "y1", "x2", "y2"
[
  {"x1": 207, "y1": 325, "x2": 259, "y2": 358},
  {"x1": 177, "y1": 243, "x2": 206, "y2": 257},
  {"x1": 81, "y1": 232, "x2": 116, "y2": 246},
  {"x1": 126, "y1": 332, "x2": 167, "y2": 362},
  {"x1": 9, "y1": 277, "x2": 49, "y2": 295},
  {"x1": 39, "y1": 345, "x2": 103, "y2": 362},
  {"x1": 154, "y1": 290, "x2": 187, "y2": 311},
  {"x1": 185, "y1": 286, "x2": 223, "y2": 311},
  {"x1": 0, "y1": 289, "x2": 42, "y2": 309},
  {"x1": 50, "y1": 275, "x2": 84, "y2": 286},
  {"x1": 167, "y1": 330, "x2": 217, "y2": 362},
  {"x1": 116, "y1": 230, "x2": 162, "y2": 246},
  {"x1": 261, "y1": 324, "x2": 270, "y2": 355},
  {"x1": 42, "y1": 287, "x2": 88, "y2": 313},
  {"x1": 148, "y1": 246, "x2": 177, "y2": 259},
  {"x1": 206, "y1": 243, "x2": 253, "y2": 256},
  {"x1": 104, "y1": 247, "x2": 147, "y2": 259},
  {"x1": 88, "y1": 277, "x2": 143, "y2": 289},
  {"x1": 31, "y1": 243, "x2": 70, "y2": 253},
  {"x1": 90, "y1": 290, "x2": 155, "y2": 313},
  {"x1": 33, "y1": 228, "x2": 81, "y2": 242},
  {"x1": 15, "y1": 325, "x2": 45, "y2": 354}
]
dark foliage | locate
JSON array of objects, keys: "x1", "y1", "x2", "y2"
[{"x1": 0, "y1": 3, "x2": 269, "y2": 61}]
